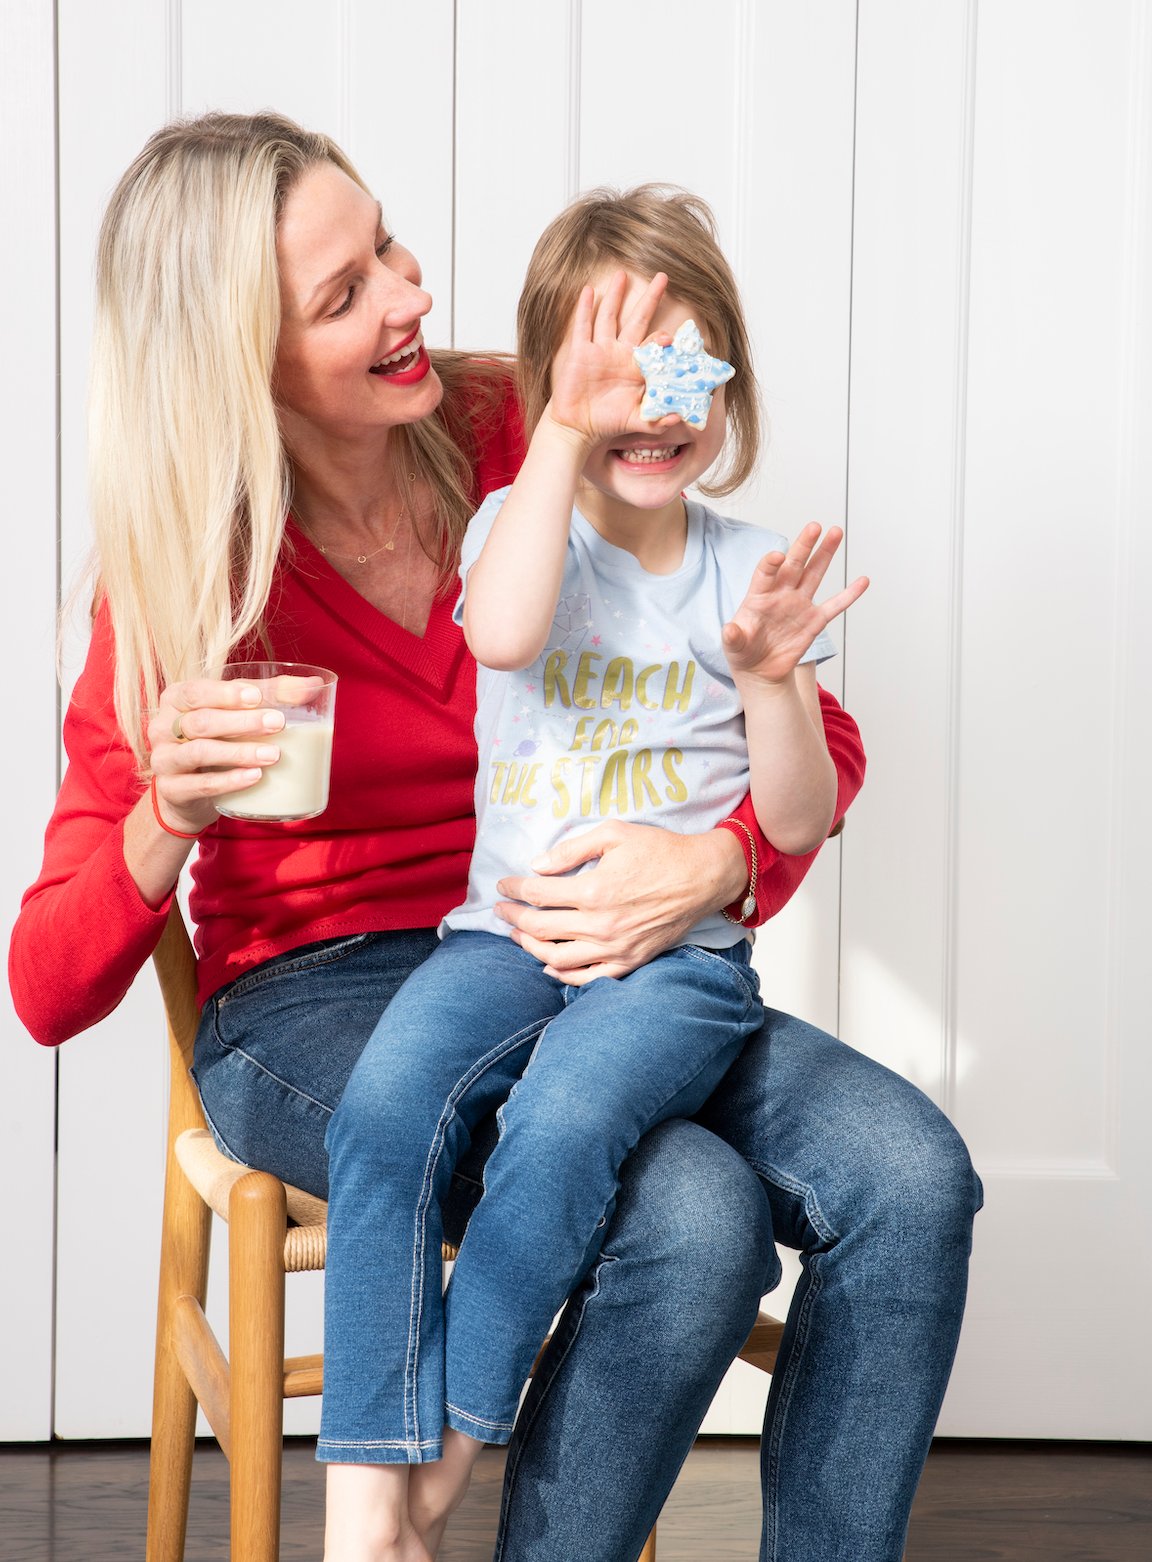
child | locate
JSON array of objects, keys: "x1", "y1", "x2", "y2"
[{"x1": 322, "y1": 185, "x2": 868, "y2": 1554}]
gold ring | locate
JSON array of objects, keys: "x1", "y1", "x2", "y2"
[{"x1": 172, "y1": 713, "x2": 188, "y2": 742}]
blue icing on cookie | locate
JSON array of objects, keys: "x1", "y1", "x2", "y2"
[{"x1": 633, "y1": 320, "x2": 735, "y2": 429}]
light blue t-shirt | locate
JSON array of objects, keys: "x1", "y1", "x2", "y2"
[{"x1": 446, "y1": 489, "x2": 836, "y2": 948}]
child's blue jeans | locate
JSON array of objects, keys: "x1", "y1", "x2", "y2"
[{"x1": 317, "y1": 927, "x2": 763, "y2": 1462}]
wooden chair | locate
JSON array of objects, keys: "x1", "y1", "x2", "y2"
[{"x1": 146, "y1": 906, "x2": 785, "y2": 1562}]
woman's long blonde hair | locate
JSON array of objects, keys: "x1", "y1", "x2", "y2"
[
  {"x1": 90, "y1": 110, "x2": 504, "y2": 763},
  {"x1": 516, "y1": 185, "x2": 761, "y2": 495}
]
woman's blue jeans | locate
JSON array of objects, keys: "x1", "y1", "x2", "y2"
[
  {"x1": 319, "y1": 929, "x2": 763, "y2": 1458},
  {"x1": 192, "y1": 929, "x2": 983, "y2": 1562}
]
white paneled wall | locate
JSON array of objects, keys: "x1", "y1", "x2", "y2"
[
  {"x1": 845, "y1": 0, "x2": 1152, "y2": 1436},
  {"x1": 0, "y1": 0, "x2": 61, "y2": 1443},
  {"x1": 3, "y1": 0, "x2": 1149, "y2": 1445},
  {"x1": 454, "y1": 0, "x2": 579, "y2": 351},
  {"x1": 950, "y1": 0, "x2": 1152, "y2": 1435}
]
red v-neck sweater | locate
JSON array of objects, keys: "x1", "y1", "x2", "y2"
[{"x1": 11, "y1": 383, "x2": 865, "y2": 1046}]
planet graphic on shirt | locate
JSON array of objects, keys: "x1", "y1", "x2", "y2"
[{"x1": 513, "y1": 739, "x2": 541, "y2": 757}]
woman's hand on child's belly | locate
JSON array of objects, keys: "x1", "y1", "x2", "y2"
[{"x1": 494, "y1": 820, "x2": 745, "y2": 984}]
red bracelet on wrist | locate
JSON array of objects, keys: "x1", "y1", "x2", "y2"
[
  {"x1": 150, "y1": 775, "x2": 203, "y2": 840},
  {"x1": 717, "y1": 816, "x2": 759, "y2": 925}
]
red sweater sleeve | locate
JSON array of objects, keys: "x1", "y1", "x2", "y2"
[
  {"x1": 8, "y1": 608, "x2": 173, "y2": 1047},
  {"x1": 722, "y1": 684, "x2": 865, "y2": 925}
]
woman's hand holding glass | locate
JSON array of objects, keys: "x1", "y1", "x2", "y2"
[{"x1": 146, "y1": 678, "x2": 286, "y2": 837}]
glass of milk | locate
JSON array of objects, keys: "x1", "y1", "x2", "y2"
[{"x1": 215, "y1": 662, "x2": 337, "y2": 822}]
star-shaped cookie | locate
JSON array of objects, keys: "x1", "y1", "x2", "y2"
[{"x1": 633, "y1": 320, "x2": 735, "y2": 429}]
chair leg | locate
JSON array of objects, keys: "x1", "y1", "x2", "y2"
[
  {"x1": 638, "y1": 1523, "x2": 657, "y2": 1561},
  {"x1": 147, "y1": 1158, "x2": 213, "y2": 1562},
  {"x1": 229, "y1": 1171, "x2": 288, "y2": 1562}
]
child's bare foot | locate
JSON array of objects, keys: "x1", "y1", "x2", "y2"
[
  {"x1": 407, "y1": 1428, "x2": 486, "y2": 1556},
  {"x1": 324, "y1": 1463, "x2": 432, "y2": 1562}
]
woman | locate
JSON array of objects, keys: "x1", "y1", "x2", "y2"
[{"x1": 10, "y1": 112, "x2": 981, "y2": 1562}]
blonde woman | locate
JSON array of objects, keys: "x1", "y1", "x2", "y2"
[{"x1": 10, "y1": 113, "x2": 981, "y2": 1562}]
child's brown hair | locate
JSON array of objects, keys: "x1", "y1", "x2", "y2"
[{"x1": 516, "y1": 184, "x2": 761, "y2": 497}]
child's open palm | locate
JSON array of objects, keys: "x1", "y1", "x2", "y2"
[
  {"x1": 723, "y1": 524, "x2": 869, "y2": 684},
  {"x1": 547, "y1": 269, "x2": 676, "y2": 445}
]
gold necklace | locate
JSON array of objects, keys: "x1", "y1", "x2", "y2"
[{"x1": 296, "y1": 476, "x2": 415, "y2": 566}]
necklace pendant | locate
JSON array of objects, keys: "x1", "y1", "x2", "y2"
[
  {"x1": 385, "y1": 540, "x2": 395, "y2": 550},
  {"x1": 356, "y1": 554, "x2": 368, "y2": 565}
]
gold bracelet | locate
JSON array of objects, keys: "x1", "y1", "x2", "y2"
[{"x1": 718, "y1": 816, "x2": 759, "y2": 925}]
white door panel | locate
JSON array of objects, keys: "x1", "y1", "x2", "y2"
[{"x1": 846, "y1": 0, "x2": 1152, "y2": 1436}]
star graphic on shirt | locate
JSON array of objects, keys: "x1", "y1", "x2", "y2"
[
  {"x1": 524, "y1": 682, "x2": 537, "y2": 693},
  {"x1": 591, "y1": 635, "x2": 602, "y2": 647}
]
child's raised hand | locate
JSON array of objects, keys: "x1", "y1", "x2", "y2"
[
  {"x1": 546, "y1": 270, "x2": 676, "y2": 445},
  {"x1": 723, "y1": 524, "x2": 869, "y2": 684}
]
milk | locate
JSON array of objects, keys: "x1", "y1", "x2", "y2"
[{"x1": 217, "y1": 718, "x2": 335, "y2": 822}]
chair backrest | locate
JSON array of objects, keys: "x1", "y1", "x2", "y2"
[
  {"x1": 153, "y1": 906, "x2": 209, "y2": 1143},
  {"x1": 152, "y1": 907, "x2": 331, "y2": 1245}
]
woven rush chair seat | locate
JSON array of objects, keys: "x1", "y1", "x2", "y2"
[
  {"x1": 147, "y1": 906, "x2": 785, "y2": 1562},
  {"x1": 173, "y1": 1128, "x2": 460, "y2": 1274}
]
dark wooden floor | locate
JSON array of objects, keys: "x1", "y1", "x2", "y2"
[{"x1": 1, "y1": 1436, "x2": 1148, "y2": 1561}]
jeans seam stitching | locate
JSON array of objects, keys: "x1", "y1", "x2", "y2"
[
  {"x1": 217, "y1": 932, "x2": 375, "y2": 1005},
  {"x1": 445, "y1": 1400, "x2": 516, "y2": 1432},
  {"x1": 316, "y1": 1436, "x2": 440, "y2": 1451},
  {"x1": 765, "y1": 1256, "x2": 823, "y2": 1562},
  {"x1": 748, "y1": 1160, "x2": 840, "y2": 1246},
  {"x1": 194, "y1": 1091, "x2": 253, "y2": 1169},
  {"x1": 405, "y1": 1013, "x2": 554, "y2": 1451},
  {"x1": 677, "y1": 943, "x2": 761, "y2": 1007},
  {"x1": 206, "y1": 1033, "x2": 333, "y2": 1117},
  {"x1": 491, "y1": 1256, "x2": 612, "y2": 1561}
]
